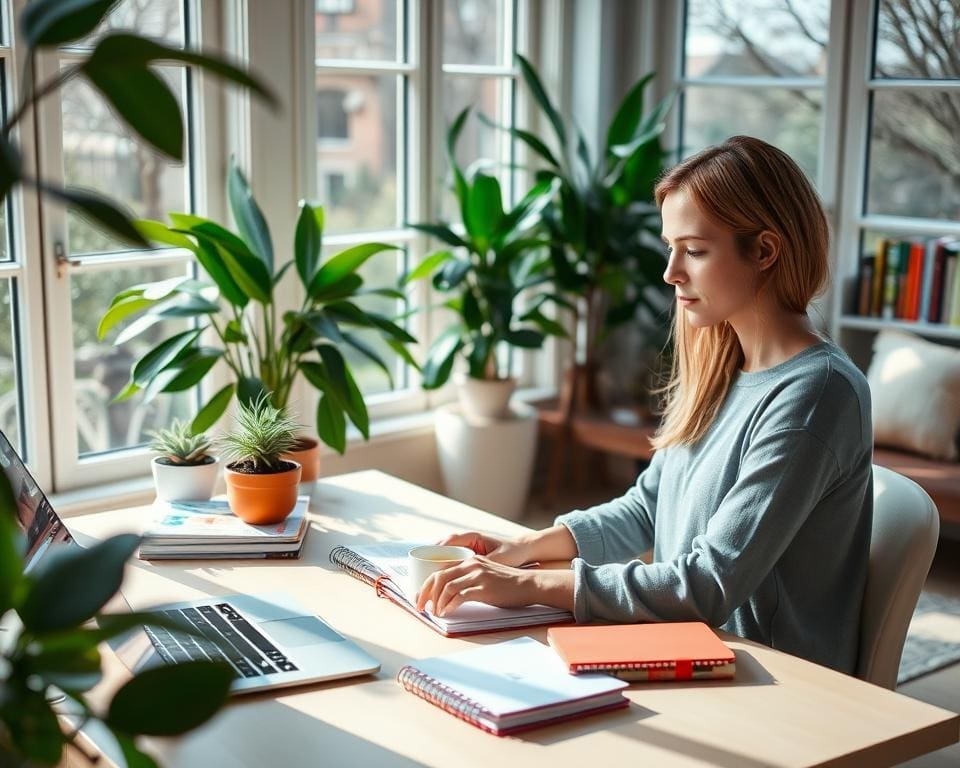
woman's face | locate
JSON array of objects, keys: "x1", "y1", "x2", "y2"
[{"x1": 660, "y1": 189, "x2": 764, "y2": 329}]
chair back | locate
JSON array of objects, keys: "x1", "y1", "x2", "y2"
[{"x1": 857, "y1": 465, "x2": 940, "y2": 688}]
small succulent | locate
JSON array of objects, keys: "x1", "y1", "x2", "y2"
[
  {"x1": 219, "y1": 393, "x2": 301, "y2": 472},
  {"x1": 147, "y1": 419, "x2": 214, "y2": 465}
]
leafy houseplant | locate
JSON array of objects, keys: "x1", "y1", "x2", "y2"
[
  {"x1": 0, "y1": 481, "x2": 233, "y2": 767},
  {"x1": 147, "y1": 419, "x2": 219, "y2": 502},
  {"x1": 98, "y1": 160, "x2": 417, "y2": 456},
  {"x1": 219, "y1": 393, "x2": 302, "y2": 525},
  {"x1": 405, "y1": 107, "x2": 569, "y2": 418},
  {"x1": 499, "y1": 55, "x2": 675, "y2": 410}
]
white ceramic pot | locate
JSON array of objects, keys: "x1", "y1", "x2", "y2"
[
  {"x1": 455, "y1": 374, "x2": 517, "y2": 419},
  {"x1": 435, "y1": 402, "x2": 538, "y2": 520},
  {"x1": 151, "y1": 456, "x2": 220, "y2": 502}
]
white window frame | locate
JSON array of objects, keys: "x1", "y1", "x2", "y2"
[{"x1": 25, "y1": 0, "x2": 229, "y2": 490}]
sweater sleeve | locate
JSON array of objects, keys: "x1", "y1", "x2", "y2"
[
  {"x1": 568, "y1": 427, "x2": 841, "y2": 625},
  {"x1": 554, "y1": 448, "x2": 664, "y2": 563}
]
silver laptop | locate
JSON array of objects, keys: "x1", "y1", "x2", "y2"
[{"x1": 1, "y1": 431, "x2": 380, "y2": 694}]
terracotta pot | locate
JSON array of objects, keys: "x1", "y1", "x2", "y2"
[
  {"x1": 224, "y1": 460, "x2": 301, "y2": 525},
  {"x1": 283, "y1": 437, "x2": 320, "y2": 483}
]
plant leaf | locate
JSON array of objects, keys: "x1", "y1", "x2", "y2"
[
  {"x1": 191, "y1": 222, "x2": 271, "y2": 303},
  {"x1": 81, "y1": 59, "x2": 183, "y2": 160},
  {"x1": 315, "y1": 391, "x2": 346, "y2": 454},
  {"x1": 136, "y1": 219, "x2": 198, "y2": 252},
  {"x1": 505, "y1": 328, "x2": 545, "y2": 348},
  {"x1": 132, "y1": 328, "x2": 202, "y2": 386},
  {"x1": 106, "y1": 661, "x2": 234, "y2": 736},
  {"x1": 155, "y1": 350, "x2": 221, "y2": 393},
  {"x1": 18, "y1": 533, "x2": 141, "y2": 634},
  {"x1": 421, "y1": 330, "x2": 462, "y2": 389},
  {"x1": 294, "y1": 201, "x2": 323, "y2": 286},
  {"x1": 0, "y1": 468, "x2": 22, "y2": 614},
  {"x1": 236, "y1": 376, "x2": 266, "y2": 406},
  {"x1": 402, "y1": 250, "x2": 453, "y2": 285},
  {"x1": 0, "y1": 686, "x2": 63, "y2": 765},
  {"x1": 228, "y1": 158, "x2": 273, "y2": 270},
  {"x1": 20, "y1": 0, "x2": 116, "y2": 47},
  {"x1": 309, "y1": 243, "x2": 399, "y2": 297},
  {"x1": 477, "y1": 112, "x2": 560, "y2": 168},
  {"x1": 406, "y1": 223, "x2": 469, "y2": 250},
  {"x1": 309, "y1": 273, "x2": 363, "y2": 303},
  {"x1": 605, "y1": 72, "x2": 655, "y2": 155},
  {"x1": 191, "y1": 383, "x2": 235, "y2": 433},
  {"x1": 516, "y1": 53, "x2": 566, "y2": 150},
  {"x1": 316, "y1": 345, "x2": 368, "y2": 439},
  {"x1": 340, "y1": 331, "x2": 393, "y2": 388},
  {"x1": 464, "y1": 173, "x2": 504, "y2": 244},
  {"x1": 0, "y1": 134, "x2": 24, "y2": 201},
  {"x1": 187, "y1": 237, "x2": 249, "y2": 308},
  {"x1": 115, "y1": 732, "x2": 160, "y2": 768},
  {"x1": 97, "y1": 296, "x2": 157, "y2": 341},
  {"x1": 39, "y1": 184, "x2": 149, "y2": 247}
]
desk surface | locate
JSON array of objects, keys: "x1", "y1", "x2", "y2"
[{"x1": 68, "y1": 470, "x2": 960, "y2": 768}]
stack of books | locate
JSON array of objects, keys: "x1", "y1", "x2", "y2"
[{"x1": 138, "y1": 496, "x2": 310, "y2": 560}]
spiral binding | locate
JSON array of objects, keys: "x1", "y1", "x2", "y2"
[
  {"x1": 397, "y1": 665, "x2": 492, "y2": 733},
  {"x1": 329, "y1": 545, "x2": 380, "y2": 587}
]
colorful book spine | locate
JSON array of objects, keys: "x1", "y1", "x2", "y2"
[
  {"x1": 857, "y1": 255, "x2": 875, "y2": 316},
  {"x1": 918, "y1": 238, "x2": 938, "y2": 323},
  {"x1": 574, "y1": 661, "x2": 736, "y2": 681},
  {"x1": 942, "y1": 252, "x2": 958, "y2": 325},
  {"x1": 871, "y1": 239, "x2": 888, "y2": 318},
  {"x1": 905, "y1": 241, "x2": 924, "y2": 321},
  {"x1": 882, "y1": 240, "x2": 905, "y2": 320},
  {"x1": 929, "y1": 240, "x2": 948, "y2": 323}
]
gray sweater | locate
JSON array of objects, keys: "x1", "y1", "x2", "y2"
[{"x1": 556, "y1": 342, "x2": 873, "y2": 674}]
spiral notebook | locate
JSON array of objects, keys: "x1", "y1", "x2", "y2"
[
  {"x1": 329, "y1": 541, "x2": 572, "y2": 636},
  {"x1": 397, "y1": 637, "x2": 629, "y2": 736},
  {"x1": 547, "y1": 621, "x2": 736, "y2": 681}
]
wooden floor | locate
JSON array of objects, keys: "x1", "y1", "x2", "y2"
[{"x1": 523, "y1": 460, "x2": 960, "y2": 768}]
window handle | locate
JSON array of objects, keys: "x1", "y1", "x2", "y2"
[{"x1": 54, "y1": 241, "x2": 81, "y2": 279}]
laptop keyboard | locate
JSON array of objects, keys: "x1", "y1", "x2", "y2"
[{"x1": 143, "y1": 602, "x2": 300, "y2": 679}]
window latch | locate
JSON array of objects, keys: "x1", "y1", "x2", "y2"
[{"x1": 54, "y1": 241, "x2": 81, "y2": 279}]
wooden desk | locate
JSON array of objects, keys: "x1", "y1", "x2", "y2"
[{"x1": 68, "y1": 471, "x2": 959, "y2": 768}]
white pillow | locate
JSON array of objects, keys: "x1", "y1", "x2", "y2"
[{"x1": 867, "y1": 330, "x2": 960, "y2": 461}]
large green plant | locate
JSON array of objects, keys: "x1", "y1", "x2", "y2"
[
  {"x1": 0, "y1": 477, "x2": 233, "y2": 766},
  {"x1": 494, "y1": 55, "x2": 675, "y2": 371},
  {"x1": 0, "y1": 0, "x2": 274, "y2": 247},
  {"x1": 404, "y1": 107, "x2": 569, "y2": 387},
  {"x1": 98, "y1": 160, "x2": 417, "y2": 454}
]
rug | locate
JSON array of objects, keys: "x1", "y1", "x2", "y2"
[{"x1": 897, "y1": 591, "x2": 960, "y2": 685}]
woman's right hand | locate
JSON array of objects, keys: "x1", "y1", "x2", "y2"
[{"x1": 438, "y1": 532, "x2": 531, "y2": 567}]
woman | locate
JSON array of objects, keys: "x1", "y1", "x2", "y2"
[{"x1": 416, "y1": 136, "x2": 873, "y2": 674}]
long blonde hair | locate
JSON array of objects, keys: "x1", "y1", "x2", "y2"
[{"x1": 651, "y1": 135, "x2": 829, "y2": 450}]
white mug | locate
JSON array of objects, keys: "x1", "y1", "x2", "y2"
[{"x1": 408, "y1": 544, "x2": 475, "y2": 598}]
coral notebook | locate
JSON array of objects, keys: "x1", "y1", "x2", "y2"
[{"x1": 547, "y1": 621, "x2": 736, "y2": 681}]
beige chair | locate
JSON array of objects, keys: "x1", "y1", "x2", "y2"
[{"x1": 857, "y1": 465, "x2": 940, "y2": 689}]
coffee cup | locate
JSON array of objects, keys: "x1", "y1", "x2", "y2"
[{"x1": 408, "y1": 544, "x2": 475, "y2": 597}]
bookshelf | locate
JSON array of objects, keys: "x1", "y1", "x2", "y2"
[{"x1": 829, "y1": 2, "x2": 960, "y2": 372}]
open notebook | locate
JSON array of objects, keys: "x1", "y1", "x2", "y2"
[{"x1": 329, "y1": 541, "x2": 572, "y2": 636}]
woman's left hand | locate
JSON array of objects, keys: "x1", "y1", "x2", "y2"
[{"x1": 414, "y1": 556, "x2": 574, "y2": 617}]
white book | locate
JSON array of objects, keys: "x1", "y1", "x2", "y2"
[
  {"x1": 142, "y1": 496, "x2": 309, "y2": 545},
  {"x1": 329, "y1": 541, "x2": 572, "y2": 636},
  {"x1": 397, "y1": 637, "x2": 629, "y2": 735}
]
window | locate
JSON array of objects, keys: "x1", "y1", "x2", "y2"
[
  {"x1": 307, "y1": 0, "x2": 530, "y2": 413},
  {"x1": 674, "y1": 0, "x2": 833, "y2": 185}
]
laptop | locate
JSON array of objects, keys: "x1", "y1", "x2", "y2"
[{"x1": 1, "y1": 430, "x2": 380, "y2": 694}]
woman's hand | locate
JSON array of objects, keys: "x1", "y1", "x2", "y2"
[
  {"x1": 414, "y1": 556, "x2": 574, "y2": 617},
  {"x1": 437, "y1": 532, "x2": 531, "y2": 567}
]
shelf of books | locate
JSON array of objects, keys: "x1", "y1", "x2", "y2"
[{"x1": 844, "y1": 229, "x2": 960, "y2": 339}]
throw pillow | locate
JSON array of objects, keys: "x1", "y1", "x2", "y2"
[{"x1": 867, "y1": 330, "x2": 960, "y2": 461}]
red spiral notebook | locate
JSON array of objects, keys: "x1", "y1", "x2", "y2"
[{"x1": 547, "y1": 621, "x2": 736, "y2": 681}]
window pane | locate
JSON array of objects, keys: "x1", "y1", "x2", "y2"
[
  {"x1": 314, "y1": 73, "x2": 398, "y2": 233},
  {"x1": 320, "y1": 244, "x2": 408, "y2": 396},
  {"x1": 315, "y1": 0, "x2": 400, "y2": 62},
  {"x1": 0, "y1": 63, "x2": 9, "y2": 263},
  {"x1": 61, "y1": 66, "x2": 188, "y2": 255},
  {"x1": 72, "y1": 263, "x2": 194, "y2": 455},
  {"x1": 81, "y1": 0, "x2": 184, "y2": 48},
  {"x1": 443, "y1": 0, "x2": 506, "y2": 66},
  {"x1": 440, "y1": 76, "x2": 512, "y2": 220},
  {"x1": 0, "y1": 279, "x2": 22, "y2": 454},
  {"x1": 684, "y1": 0, "x2": 829, "y2": 78},
  {"x1": 874, "y1": 0, "x2": 960, "y2": 80},
  {"x1": 682, "y1": 86, "x2": 821, "y2": 182},
  {"x1": 866, "y1": 90, "x2": 960, "y2": 220}
]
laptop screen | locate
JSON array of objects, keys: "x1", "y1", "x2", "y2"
[{"x1": 0, "y1": 431, "x2": 73, "y2": 573}]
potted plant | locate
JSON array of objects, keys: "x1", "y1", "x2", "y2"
[
  {"x1": 147, "y1": 419, "x2": 219, "y2": 502},
  {"x1": 219, "y1": 393, "x2": 302, "y2": 525},
  {"x1": 403, "y1": 108, "x2": 568, "y2": 518},
  {"x1": 405, "y1": 106, "x2": 568, "y2": 419},
  {"x1": 97, "y1": 160, "x2": 418, "y2": 484},
  {"x1": 493, "y1": 54, "x2": 675, "y2": 414}
]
